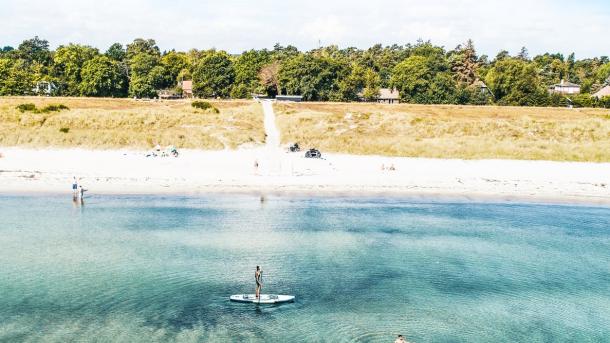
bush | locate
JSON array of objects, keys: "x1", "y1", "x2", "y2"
[
  {"x1": 16, "y1": 103, "x2": 69, "y2": 113},
  {"x1": 192, "y1": 100, "x2": 212, "y2": 110},
  {"x1": 571, "y1": 94, "x2": 595, "y2": 108},
  {"x1": 39, "y1": 104, "x2": 70, "y2": 113},
  {"x1": 16, "y1": 103, "x2": 36, "y2": 112},
  {"x1": 547, "y1": 93, "x2": 569, "y2": 107},
  {"x1": 191, "y1": 100, "x2": 219, "y2": 113},
  {"x1": 600, "y1": 96, "x2": 610, "y2": 109},
  {"x1": 59, "y1": 127, "x2": 70, "y2": 133}
]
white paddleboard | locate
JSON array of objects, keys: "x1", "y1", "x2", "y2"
[{"x1": 230, "y1": 294, "x2": 295, "y2": 304}]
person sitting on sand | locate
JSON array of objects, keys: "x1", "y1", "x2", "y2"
[{"x1": 255, "y1": 266, "x2": 263, "y2": 299}]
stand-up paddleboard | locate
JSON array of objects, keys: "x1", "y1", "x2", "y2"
[{"x1": 230, "y1": 294, "x2": 295, "y2": 304}]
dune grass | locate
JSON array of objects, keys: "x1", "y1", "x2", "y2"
[
  {"x1": 275, "y1": 102, "x2": 610, "y2": 162},
  {"x1": 0, "y1": 97, "x2": 264, "y2": 149}
]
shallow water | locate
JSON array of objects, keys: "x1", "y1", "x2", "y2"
[{"x1": 1, "y1": 195, "x2": 609, "y2": 342}]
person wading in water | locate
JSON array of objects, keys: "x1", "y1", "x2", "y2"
[{"x1": 255, "y1": 266, "x2": 263, "y2": 299}]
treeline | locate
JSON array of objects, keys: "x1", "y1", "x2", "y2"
[{"x1": 1, "y1": 37, "x2": 610, "y2": 107}]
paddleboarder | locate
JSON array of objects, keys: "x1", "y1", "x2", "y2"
[
  {"x1": 255, "y1": 266, "x2": 263, "y2": 299},
  {"x1": 229, "y1": 267, "x2": 294, "y2": 304}
]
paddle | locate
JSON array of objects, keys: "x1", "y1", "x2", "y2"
[{"x1": 258, "y1": 270, "x2": 263, "y2": 303}]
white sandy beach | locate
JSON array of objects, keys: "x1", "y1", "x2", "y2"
[
  {"x1": 0, "y1": 146, "x2": 609, "y2": 205},
  {"x1": 2, "y1": 100, "x2": 609, "y2": 204}
]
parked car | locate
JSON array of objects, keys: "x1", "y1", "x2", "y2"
[{"x1": 305, "y1": 148, "x2": 321, "y2": 158}]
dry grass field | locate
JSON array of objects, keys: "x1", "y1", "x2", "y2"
[
  {"x1": 275, "y1": 102, "x2": 610, "y2": 162},
  {"x1": 0, "y1": 97, "x2": 264, "y2": 149}
]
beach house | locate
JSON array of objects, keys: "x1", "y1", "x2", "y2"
[
  {"x1": 550, "y1": 79, "x2": 581, "y2": 95},
  {"x1": 358, "y1": 88, "x2": 400, "y2": 104},
  {"x1": 377, "y1": 88, "x2": 400, "y2": 104},
  {"x1": 180, "y1": 80, "x2": 193, "y2": 98},
  {"x1": 473, "y1": 79, "x2": 493, "y2": 97},
  {"x1": 592, "y1": 85, "x2": 610, "y2": 99}
]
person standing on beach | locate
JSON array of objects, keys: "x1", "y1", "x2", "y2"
[
  {"x1": 72, "y1": 177, "x2": 78, "y2": 198},
  {"x1": 255, "y1": 266, "x2": 263, "y2": 299},
  {"x1": 78, "y1": 185, "x2": 87, "y2": 205}
]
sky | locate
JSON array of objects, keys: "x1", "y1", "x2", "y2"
[{"x1": 1, "y1": 0, "x2": 609, "y2": 58}]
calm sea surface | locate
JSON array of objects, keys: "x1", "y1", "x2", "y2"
[{"x1": 0, "y1": 195, "x2": 609, "y2": 342}]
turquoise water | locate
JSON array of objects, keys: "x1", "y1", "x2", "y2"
[{"x1": 0, "y1": 195, "x2": 609, "y2": 342}]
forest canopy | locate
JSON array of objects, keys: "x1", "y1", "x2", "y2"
[{"x1": 1, "y1": 37, "x2": 609, "y2": 107}]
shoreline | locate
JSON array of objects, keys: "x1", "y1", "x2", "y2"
[
  {"x1": 2, "y1": 187, "x2": 609, "y2": 208},
  {"x1": 1, "y1": 147, "x2": 609, "y2": 207}
]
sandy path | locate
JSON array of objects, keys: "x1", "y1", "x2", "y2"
[{"x1": 262, "y1": 100, "x2": 280, "y2": 149}]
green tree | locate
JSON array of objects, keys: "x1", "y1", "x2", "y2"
[
  {"x1": 126, "y1": 38, "x2": 160, "y2": 60},
  {"x1": 52, "y1": 44, "x2": 100, "y2": 95},
  {"x1": 271, "y1": 44, "x2": 300, "y2": 62},
  {"x1": 0, "y1": 46, "x2": 14, "y2": 56},
  {"x1": 426, "y1": 72, "x2": 458, "y2": 104},
  {"x1": 567, "y1": 53, "x2": 576, "y2": 78},
  {"x1": 337, "y1": 63, "x2": 366, "y2": 101},
  {"x1": 596, "y1": 63, "x2": 610, "y2": 84},
  {"x1": 358, "y1": 44, "x2": 408, "y2": 87},
  {"x1": 128, "y1": 53, "x2": 162, "y2": 98},
  {"x1": 17, "y1": 36, "x2": 52, "y2": 65},
  {"x1": 599, "y1": 96, "x2": 610, "y2": 108},
  {"x1": 534, "y1": 53, "x2": 567, "y2": 86},
  {"x1": 390, "y1": 56, "x2": 431, "y2": 102},
  {"x1": 148, "y1": 65, "x2": 167, "y2": 90},
  {"x1": 517, "y1": 47, "x2": 530, "y2": 60},
  {"x1": 160, "y1": 51, "x2": 190, "y2": 88},
  {"x1": 192, "y1": 51, "x2": 235, "y2": 98},
  {"x1": 391, "y1": 53, "x2": 458, "y2": 104},
  {"x1": 105, "y1": 43, "x2": 126, "y2": 61},
  {"x1": 494, "y1": 50, "x2": 510, "y2": 62},
  {"x1": 278, "y1": 54, "x2": 347, "y2": 101},
  {"x1": 231, "y1": 49, "x2": 271, "y2": 98},
  {"x1": 485, "y1": 58, "x2": 548, "y2": 106},
  {"x1": 362, "y1": 68, "x2": 381, "y2": 101},
  {"x1": 0, "y1": 58, "x2": 35, "y2": 95},
  {"x1": 80, "y1": 55, "x2": 127, "y2": 97}
]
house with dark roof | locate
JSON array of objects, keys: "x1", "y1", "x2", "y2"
[
  {"x1": 358, "y1": 88, "x2": 400, "y2": 104},
  {"x1": 473, "y1": 79, "x2": 492, "y2": 96},
  {"x1": 550, "y1": 79, "x2": 581, "y2": 95},
  {"x1": 378, "y1": 88, "x2": 400, "y2": 104}
]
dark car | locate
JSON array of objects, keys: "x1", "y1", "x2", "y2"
[{"x1": 305, "y1": 148, "x2": 321, "y2": 158}]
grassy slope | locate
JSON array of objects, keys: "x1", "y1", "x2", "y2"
[
  {"x1": 0, "y1": 97, "x2": 264, "y2": 149},
  {"x1": 275, "y1": 102, "x2": 610, "y2": 162}
]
